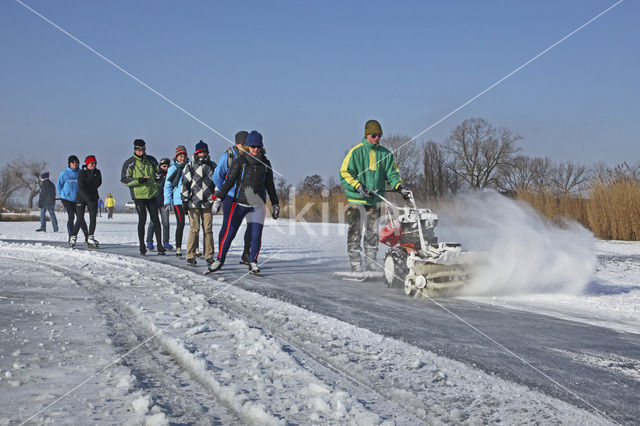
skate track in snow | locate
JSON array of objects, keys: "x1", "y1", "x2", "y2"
[{"x1": 6, "y1": 238, "x2": 640, "y2": 424}]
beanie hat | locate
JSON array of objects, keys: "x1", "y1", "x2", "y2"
[
  {"x1": 68, "y1": 155, "x2": 79, "y2": 165},
  {"x1": 245, "y1": 130, "x2": 263, "y2": 147},
  {"x1": 195, "y1": 140, "x2": 209, "y2": 154},
  {"x1": 85, "y1": 155, "x2": 97, "y2": 165},
  {"x1": 159, "y1": 157, "x2": 171, "y2": 166},
  {"x1": 175, "y1": 145, "x2": 187, "y2": 157},
  {"x1": 235, "y1": 131, "x2": 249, "y2": 145},
  {"x1": 364, "y1": 120, "x2": 383, "y2": 136},
  {"x1": 40, "y1": 172, "x2": 49, "y2": 179},
  {"x1": 133, "y1": 139, "x2": 146, "y2": 149}
]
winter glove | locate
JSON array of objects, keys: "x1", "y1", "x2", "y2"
[
  {"x1": 357, "y1": 184, "x2": 372, "y2": 199},
  {"x1": 137, "y1": 177, "x2": 149, "y2": 184},
  {"x1": 397, "y1": 185, "x2": 411, "y2": 201},
  {"x1": 212, "y1": 197, "x2": 222, "y2": 214},
  {"x1": 271, "y1": 204, "x2": 280, "y2": 220}
]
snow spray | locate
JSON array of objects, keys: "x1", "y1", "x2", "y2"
[{"x1": 436, "y1": 191, "x2": 596, "y2": 296}]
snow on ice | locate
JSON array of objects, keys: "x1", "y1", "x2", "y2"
[{"x1": 0, "y1": 200, "x2": 638, "y2": 424}]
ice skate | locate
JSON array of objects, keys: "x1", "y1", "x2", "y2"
[
  {"x1": 205, "y1": 260, "x2": 223, "y2": 275},
  {"x1": 87, "y1": 235, "x2": 100, "y2": 249},
  {"x1": 248, "y1": 262, "x2": 261, "y2": 276}
]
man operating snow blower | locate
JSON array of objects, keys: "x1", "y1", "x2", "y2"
[{"x1": 339, "y1": 120, "x2": 411, "y2": 276}]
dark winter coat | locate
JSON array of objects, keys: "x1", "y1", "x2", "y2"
[
  {"x1": 155, "y1": 169, "x2": 166, "y2": 206},
  {"x1": 181, "y1": 154, "x2": 217, "y2": 209},
  {"x1": 217, "y1": 151, "x2": 279, "y2": 207},
  {"x1": 38, "y1": 179, "x2": 56, "y2": 208},
  {"x1": 76, "y1": 166, "x2": 102, "y2": 203}
]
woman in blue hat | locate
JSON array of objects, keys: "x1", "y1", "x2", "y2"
[{"x1": 209, "y1": 131, "x2": 279, "y2": 275}]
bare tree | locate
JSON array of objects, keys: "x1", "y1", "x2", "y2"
[
  {"x1": 0, "y1": 165, "x2": 21, "y2": 210},
  {"x1": 7, "y1": 158, "x2": 48, "y2": 208},
  {"x1": 499, "y1": 155, "x2": 552, "y2": 192},
  {"x1": 443, "y1": 118, "x2": 522, "y2": 189},
  {"x1": 549, "y1": 161, "x2": 590, "y2": 196},
  {"x1": 422, "y1": 140, "x2": 458, "y2": 199},
  {"x1": 325, "y1": 176, "x2": 343, "y2": 196},
  {"x1": 379, "y1": 133, "x2": 422, "y2": 188},
  {"x1": 591, "y1": 161, "x2": 640, "y2": 184},
  {"x1": 275, "y1": 176, "x2": 292, "y2": 202},
  {"x1": 298, "y1": 174, "x2": 325, "y2": 194}
]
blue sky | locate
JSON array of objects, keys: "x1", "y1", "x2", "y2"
[{"x1": 1, "y1": 0, "x2": 637, "y2": 203}]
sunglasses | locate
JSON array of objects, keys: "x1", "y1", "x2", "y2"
[
  {"x1": 89, "y1": 162, "x2": 97, "y2": 165},
  {"x1": 369, "y1": 134, "x2": 381, "y2": 138}
]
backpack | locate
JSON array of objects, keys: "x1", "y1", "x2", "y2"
[{"x1": 226, "y1": 147, "x2": 235, "y2": 168}]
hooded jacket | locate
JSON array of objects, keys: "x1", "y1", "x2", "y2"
[
  {"x1": 339, "y1": 138, "x2": 403, "y2": 205},
  {"x1": 217, "y1": 151, "x2": 278, "y2": 207},
  {"x1": 77, "y1": 166, "x2": 102, "y2": 202},
  {"x1": 57, "y1": 167, "x2": 80, "y2": 202},
  {"x1": 121, "y1": 154, "x2": 159, "y2": 200},
  {"x1": 38, "y1": 178, "x2": 56, "y2": 208},
  {"x1": 164, "y1": 159, "x2": 185, "y2": 206},
  {"x1": 181, "y1": 154, "x2": 217, "y2": 209}
]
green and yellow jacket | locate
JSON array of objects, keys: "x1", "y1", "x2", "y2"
[
  {"x1": 120, "y1": 154, "x2": 160, "y2": 200},
  {"x1": 339, "y1": 138, "x2": 403, "y2": 205}
]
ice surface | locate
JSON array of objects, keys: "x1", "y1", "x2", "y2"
[{"x1": 1, "y1": 212, "x2": 636, "y2": 423}]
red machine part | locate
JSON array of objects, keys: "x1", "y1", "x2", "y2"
[
  {"x1": 380, "y1": 219, "x2": 419, "y2": 254},
  {"x1": 379, "y1": 220, "x2": 400, "y2": 247}
]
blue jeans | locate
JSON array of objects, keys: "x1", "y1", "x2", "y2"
[{"x1": 39, "y1": 205, "x2": 58, "y2": 232}]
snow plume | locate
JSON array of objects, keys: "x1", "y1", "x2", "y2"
[{"x1": 436, "y1": 191, "x2": 596, "y2": 296}]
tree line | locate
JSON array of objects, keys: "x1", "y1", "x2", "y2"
[
  {"x1": 3, "y1": 117, "x2": 639, "y2": 232},
  {"x1": 279, "y1": 117, "x2": 638, "y2": 204}
]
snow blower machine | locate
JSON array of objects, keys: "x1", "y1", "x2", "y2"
[{"x1": 379, "y1": 190, "x2": 477, "y2": 297}]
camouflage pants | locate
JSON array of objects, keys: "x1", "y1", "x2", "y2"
[{"x1": 346, "y1": 204, "x2": 381, "y2": 270}]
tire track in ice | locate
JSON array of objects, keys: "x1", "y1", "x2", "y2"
[
  {"x1": 0, "y1": 244, "x2": 395, "y2": 424},
  {"x1": 1, "y1": 242, "x2": 611, "y2": 424},
  {"x1": 60, "y1": 250, "x2": 423, "y2": 421},
  {"x1": 96, "y1": 292, "x2": 238, "y2": 424},
  {"x1": 5, "y1": 244, "x2": 419, "y2": 422},
  {"x1": 184, "y1": 278, "x2": 609, "y2": 424},
  {"x1": 205, "y1": 294, "x2": 425, "y2": 423},
  {"x1": 0, "y1": 250, "x2": 241, "y2": 424}
]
